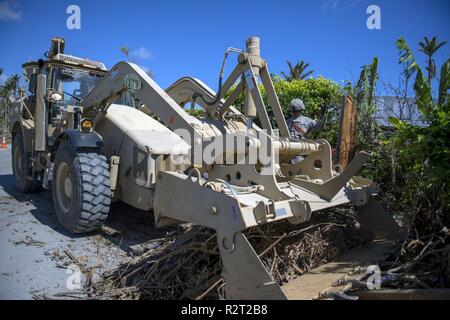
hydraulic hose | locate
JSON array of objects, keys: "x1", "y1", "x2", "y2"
[{"x1": 192, "y1": 47, "x2": 243, "y2": 107}]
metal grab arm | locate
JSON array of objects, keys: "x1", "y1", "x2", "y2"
[
  {"x1": 81, "y1": 61, "x2": 203, "y2": 137},
  {"x1": 292, "y1": 152, "x2": 371, "y2": 201},
  {"x1": 165, "y1": 77, "x2": 243, "y2": 118}
]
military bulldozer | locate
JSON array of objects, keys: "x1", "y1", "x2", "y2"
[{"x1": 8, "y1": 36, "x2": 400, "y2": 299}]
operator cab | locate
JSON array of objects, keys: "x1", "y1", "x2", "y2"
[
  {"x1": 21, "y1": 37, "x2": 136, "y2": 127},
  {"x1": 50, "y1": 64, "x2": 105, "y2": 106}
]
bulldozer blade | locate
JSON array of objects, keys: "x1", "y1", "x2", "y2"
[
  {"x1": 220, "y1": 232, "x2": 287, "y2": 300},
  {"x1": 357, "y1": 198, "x2": 403, "y2": 241}
]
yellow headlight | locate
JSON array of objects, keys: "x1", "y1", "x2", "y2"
[{"x1": 80, "y1": 118, "x2": 94, "y2": 132}]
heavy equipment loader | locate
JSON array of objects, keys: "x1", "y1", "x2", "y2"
[{"x1": 8, "y1": 36, "x2": 400, "y2": 299}]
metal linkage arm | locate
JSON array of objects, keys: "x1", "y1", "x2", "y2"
[
  {"x1": 259, "y1": 65, "x2": 290, "y2": 138},
  {"x1": 81, "y1": 61, "x2": 203, "y2": 137},
  {"x1": 165, "y1": 77, "x2": 243, "y2": 118}
]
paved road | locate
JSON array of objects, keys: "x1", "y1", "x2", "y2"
[{"x1": 0, "y1": 145, "x2": 165, "y2": 299}]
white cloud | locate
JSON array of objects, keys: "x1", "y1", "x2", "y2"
[
  {"x1": 321, "y1": 0, "x2": 339, "y2": 11},
  {"x1": 0, "y1": 1, "x2": 22, "y2": 22},
  {"x1": 321, "y1": 0, "x2": 362, "y2": 12},
  {"x1": 131, "y1": 47, "x2": 152, "y2": 60}
]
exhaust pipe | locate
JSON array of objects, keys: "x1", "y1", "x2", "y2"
[{"x1": 34, "y1": 73, "x2": 47, "y2": 152}]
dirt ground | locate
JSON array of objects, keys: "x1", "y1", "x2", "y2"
[{"x1": 0, "y1": 145, "x2": 168, "y2": 299}]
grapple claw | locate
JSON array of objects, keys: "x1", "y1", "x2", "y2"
[
  {"x1": 357, "y1": 198, "x2": 403, "y2": 241},
  {"x1": 220, "y1": 232, "x2": 287, "y2": 300}
]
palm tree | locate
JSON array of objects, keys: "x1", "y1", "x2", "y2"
[
  {"x1": 0, "y1": 67, "x2": 4, "y2": 86},
  {"x1": 281, "y1": 60, "x2": 314, "y2": 81},
  {"x1": 0, "y1": 74, "x2": 19, "y2": 97},
  {"x1": 119, "y1": 47, "x2": 153, "y2": 78},
  {"x1": 10, "y1": 74, "x2": 19, "y2": 91},
  {"x1": 120, "y1": 47, "x2": 135, "y2": 63},
  {"x1": 0, "y1": 68, "x2": 6, "y2": 129},
  {"x1": 418, "y1": 36, "x2": 447, "y2": 84},
  {"x1": 4, "y1": 74, "x2": 20, "y2": 96}
]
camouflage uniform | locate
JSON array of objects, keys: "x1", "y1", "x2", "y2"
[
  {"x1": 287, "y1": 98, "x2": 321, "y2": 164},
  {"x1": 287, "y1": 115, "x2": 318, "y2": 141}
]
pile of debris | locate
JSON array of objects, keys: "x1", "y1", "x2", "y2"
[
  {"x1": 325, "y1": 227, "x2": 450, "y2": 300},
  {"x1": 379, "y1": 228, "x2": 450, "y2": 289},
  {"x1": 88, "y1": 206, "x2": 374, "y2": 300}
]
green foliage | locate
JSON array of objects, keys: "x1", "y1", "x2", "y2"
[
  {"x1": 388, "y1": 110, "x2": 450, "y2": 227},
  {"x1": 347, "y1": 38, "x2": 449, "y2": 231},
  {"x1": 0, "y1": 71, "x2": 20, "y2": 129},
  {"x1": 355, "y1": 57, "x2": 378, "y2": 109},
  {"x1": 438, "y1": 59, "x2": 450, "y2": 108},
  {"x1": 397, "y1": 37, "x2": 434, "y2": 119},
  {"x1": 185, "y1": 108, "x2": 204, "y2": 117},
  {"x1": 377, "y1": 37, "x2": 450, "y2": 230},
  {"x1": 0, "y1": 74, "x2": 20, "y2": 96},
  {"x1": 231, "y1": 77, "x2": 343, "y2": 142},
  {"x1": 418, "y1": 36, "x2": 448, "y2": 83}
]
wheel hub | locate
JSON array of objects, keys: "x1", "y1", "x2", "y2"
[
  {"x1": 14, "y1": 147, "x2": 22, "y2": 174},
  {"x1": 64, "y1": 175, "x2": 72, "y2": 199},
  {"x1": 56, "y1": 161, "x2": 73, "y2": 213}
]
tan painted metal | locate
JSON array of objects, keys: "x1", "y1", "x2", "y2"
[
  {"x1": 81, "y1": 36, "x2": 400, "y2": 299},
  {"x1": 34, "y1": 74, "x2": 47, "y2": 152},
  {"x1": 9, "y1": 36, "x2": 401, "y2": 300},
  {"x1": 109, "y1": 155, "x2": 120, "y2": 198}
]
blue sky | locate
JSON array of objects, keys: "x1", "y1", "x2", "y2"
[{"x1": 0, "y1": 0, "x2": 449, "y2": 91}]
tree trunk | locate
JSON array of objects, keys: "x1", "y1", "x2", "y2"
[{"x1": 337, "y1": 96, "x2": 358, "y2": 168}]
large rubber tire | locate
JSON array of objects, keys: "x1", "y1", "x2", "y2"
[
  {"x1": 11, "y1": 133, "x2": 41, "y2": 193},
  {"x1": 52, "y1": 143, "x2": 110, "y2": 234}
]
